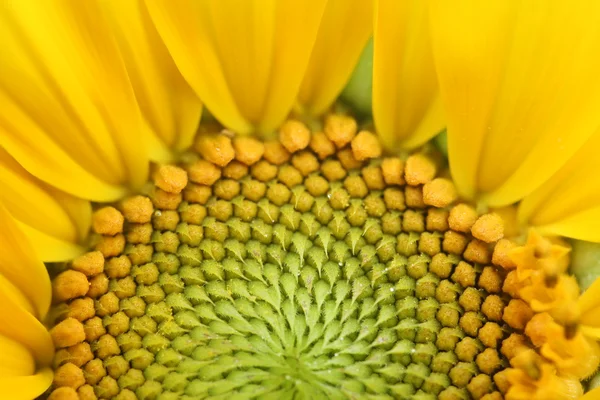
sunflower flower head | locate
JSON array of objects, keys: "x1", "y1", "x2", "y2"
[
  {"x1": 3, "y1": 1, "x2": 600, "y2": 400},
  {"x1": 39, "y1": 116, "x2": 596, "y2": 400}
]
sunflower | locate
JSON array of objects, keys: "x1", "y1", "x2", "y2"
[{"x1": 3, "y1": 1, "x2": 600, "y2": 399}]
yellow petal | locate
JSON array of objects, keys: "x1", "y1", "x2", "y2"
[
  {"x1": 0, "y1": 0, "x2": 150, "y2": 201},
  {"x1": 429, "y1": 0, "x2": 600, "y2": 205},
  {"x1": 0, "y1": 148, "x2": 90, "y2": 260},
  {"x1": 0, "y1": 276, "x2": 54, "y2": 367},
  {"x1": 531, "y1": 209, "x2": 600, "y2": 243},
  {"x1": 577, "y1": 277, "x2": 600, "y2": 330},
  {"x1": 0, "y1": 367, "x2": 53, "y2": 400},
  {"x1": 581, "y1": 326, "x2": 600, "y2": 341},
  {"x1": 0, "y1": 335, "x2": 36, "y2": 377},
  {"x1": 577, "y1": 279, "x2": 600, "y2": 340},
  {"x1": 583, "y1": 387, "x2": 600, "y2": 400},
  {"x1": 372, "y1": 0, "x2": 444, "y2": 151},
  {"x1": 17, "y1": 223, "x2": 85, "y2": 262},
  {"x1": 146, "y1": 0, "x2": 327, "y2": 135},
  {"x1": 518, "y1": 130, "x2": 600, "y2": 242},
  {"x1": 103, "y1": 0, "x2": 202, "y2": 159},
  {"x1": 0, "y1": 202, "x2": 51, "y2": 319},
  {"x1": 296, "y1": 0, "x2": 373, "y2": 116}
]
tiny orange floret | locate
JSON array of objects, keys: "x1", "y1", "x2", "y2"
[
  {"x1": 233, "y1": 136, "x2": 265, "y2": 165},
  {"x1": 263, "y1": 141, "x2": 291, "y2": 165},
  {"x1": 51, "y1": 317, "x2": 86, "y2": 348},
  {"x1": 53, "y1": 363, "x2": 85, "y2": 389},
  {"x1": 92, "y1": 206, "x2": 124, "y2": 236},
  {"x1": 404, "y1": 153, "x2": 436, "y2": 186},
  {"x1": 279, "y1": 119, "x2": 311, "y2": 153},
  {"x1": 324, "y1": 114, "x2": 357, "y2": 148},
  {"x1": 472, "y1": 213, "x2": 504, "y2": 243},
  {"x1": 503, "y1": 299, "x2": 534, "y2": 330},
  {"x1": 223, "y1": 160, "x2": 249, "y2": 180},
  {"x1": 187, "y1": 159, "x2": 222, "y2": 185},
  {"x1": 67, "y1": 298, "x2": 95, "y2": 322},
  {"x1": 120, "y1": 195, "x2": 154, "y2": 224},
  {"x1": 448, "y1": 204, "x2": 479, "y2": 233},
  {"x1": 153, "y1": 165, "x2": 188, "y2": 194},
  {"x1": 71, "y1": 251, "x2": 104, "y2": 277},
  {"x1": 48, "y1": 387, "x2": 78, "y2": 400},
  {"x1": 77, "y1": 385, "x2": 96, "y2": 400},
  {"x1": 351, "y1": 130, "x2": 382, "y2": 161},
  {"x1": 195, "y1": 134, "x2": 235, "y2": 167},
  {"x1": 53, "y1": 270, "x2": 89, "y2": 303},
  {"x1": 337, "y1": 148, "x2": 363, "y2": 171},
  {"x1": 423, "y1": 178, "x2": 458, "y2": 208},
  {"x1": 309, "y1": 131, "x2": 336, "y2": 159},
  {"x1": 381, "y1": 158, "x2": 405, "y2": 185}
]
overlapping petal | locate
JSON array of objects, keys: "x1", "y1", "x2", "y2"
[
  {"x1": 582, "y1": 387, "x2": 600, "y2": 400},
  {"x1": 0, "y1": 148, "x2": 90, "y2": 261},
  {"x1": 0, "y1": 202, "x2": 54, "y2": 396},
  {"x1": 0, "y1": 366, "x2": 53, "y2": 400},
  {"x1": 0, "y1": 202, "x2": 52, "y2": 320},
  {"x1": 296, "y1": 0, "x2": 373, "y2": 117},
  {"x1": 430, "y1": 0, "x2": 600, "y2": 206},
  {"x1": 372, "y1": 0, "x2": 444, "y2": 151},
  {"x1": 103, "y1": 0, "x2": 203, "y2": 161},
  {"x1": 572, "y1": 277, "x2": 600, "y2": 331},
  {"x1": 0, "y1": 0, "x2": 150, "y2": 202},
  {"x1": 0, "y1": 335, "x2": 36, "y2": 377},
  {"x1": 518, "y1": 130, "x2": 600, "y2": 242},
  {"x1": 146, "y1": 0, "x2": 327, "y2": 136},
  {"x1": 0, "y1": 285, "x2": 53, "y2": 398}
]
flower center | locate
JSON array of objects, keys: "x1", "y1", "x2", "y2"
[{"x1": 45, "y1": 115, "x2": 531, "y2": 400}]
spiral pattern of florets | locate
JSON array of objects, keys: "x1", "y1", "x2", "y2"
[{"x1": 46, "y1": 115, "x2": 533, "y2": 400}]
